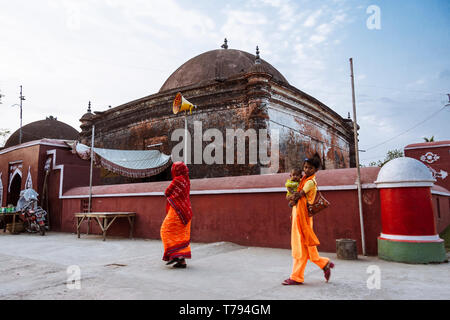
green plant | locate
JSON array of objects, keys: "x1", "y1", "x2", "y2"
[{"x1": 369, "y1": 149, "x2": 404, "y2": 167}]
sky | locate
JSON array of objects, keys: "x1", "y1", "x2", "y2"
[{"x1": 0, "y1": 0, "x2": 449, "y2": 166}]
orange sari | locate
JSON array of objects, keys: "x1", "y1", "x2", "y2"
[
  {"x1": 160, "y1": 162, "x2": 192, "y2": 261},
  {"x1": 160, "y1": 206, "x2": 192, "y2": 261},
  {"x1": 290, "y1": 174, "x2": 329, "y2": 282}
]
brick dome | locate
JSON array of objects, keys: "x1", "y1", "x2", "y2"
[
  {"x1": 159, "y1": 48, "x2": 289, "y2": 92},
  {"x1": 4, "y1": 117, "x2": 79, "y2": 148}
]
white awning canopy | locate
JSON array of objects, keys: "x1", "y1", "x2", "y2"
[{"x1": 70, "y1": 142, "x2": 172, "y2": 178}]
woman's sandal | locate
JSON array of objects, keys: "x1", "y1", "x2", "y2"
[
  {"x1": 173, "y1": 261, "x2": 187, "y2": 268},
  {"x1": 282, "y1": 278, "x2": 303, "y2": 285},
  {"x1": 166, "y1": 258, "x2": 179, "y2": 265},
  {"x1": 323, "y1": 261, "x2": 335, "y2": 282}
]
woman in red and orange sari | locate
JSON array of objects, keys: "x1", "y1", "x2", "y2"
[
  {"x1": 283, "y1": 154, "x2": 334, "y2": 285},
  {"x1": 160, "y1": 162, "x2": 193, "y2": 268}
]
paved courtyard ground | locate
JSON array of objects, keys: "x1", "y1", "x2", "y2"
[{"x1": 0, "y1": 231, "x2": 449, "y2": 300}]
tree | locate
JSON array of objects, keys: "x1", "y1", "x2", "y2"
[
  {"x1": 369, "y1": 149, "x2": 404, "y2": 167},
  {"x1": 423, "y1": 136, "x2": 435, "y2": 142}
]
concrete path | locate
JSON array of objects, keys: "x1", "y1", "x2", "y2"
[{"x1": 0, "y1": 231, "x2": 449, "y2": 300}]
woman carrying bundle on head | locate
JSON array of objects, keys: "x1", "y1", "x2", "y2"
[
  {"x1": 160, "y1": 162, "x2": 193, "y2": 268},
  {"x1": 282, "y1": 153, "x2": 334, "y2": 285}
]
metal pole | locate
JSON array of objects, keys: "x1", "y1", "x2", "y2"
[
  {"x1": 350, "y1": 58, "x2": 366, "y2": 256},
  {"x1": 88, "y1": 125, "x2": 95, "y2": 213},
  {"x1": 19, "y1": 85, "x2": 24, "y2": 145},
  {"x1": 184, "y1": 114, "x2": 188, "y2": 164}
]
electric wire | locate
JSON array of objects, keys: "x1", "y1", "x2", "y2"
[{"x1": 362, "y1": 104, "x2": 448, "y2": 152}]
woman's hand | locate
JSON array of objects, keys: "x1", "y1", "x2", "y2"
[{"x1": 289, "y1": 191, "x2": 305, "y2": 203}]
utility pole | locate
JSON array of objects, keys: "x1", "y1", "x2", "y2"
[
  {"x1": 19, "y1": 85, "x2": 25, "y2": 145},
  {"x1": 88, "y1": 124, "x2": 95, "y2": 213},
  {"x1": 350, "y1": 58, "x2": 366, "y2": 256}
]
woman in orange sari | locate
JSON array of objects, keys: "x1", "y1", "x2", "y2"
[
  {"x1": 160, "y1": 162, "x2": 193, "y2": 268},
  {"x1": 282, "y1": 154, "x2": 334, "y2": 285}
]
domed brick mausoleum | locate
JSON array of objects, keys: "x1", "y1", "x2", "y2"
[
  {"x1": 79, "y1": 42, "x2": 356, "y2": 182},
  {"x1": 0, "y1": 117, "x2": 80, "y2": 208},
  {"x1": 4, "y1": 116, "x2": 79, "y2": 149}
]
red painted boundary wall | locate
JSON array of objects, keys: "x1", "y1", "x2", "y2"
[
  {"x1": 58, "y1": 165, "x2": 449, "y2": 256},
  {"x1": 4, "y1": 142, "x2": 448, "y2": 256},
  {"x1": 58, "y1": 167, "x2": 392, "y2": 255}
]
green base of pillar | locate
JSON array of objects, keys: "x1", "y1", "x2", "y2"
[{"x1": 378, "y1": 238, "x2": 448, "y2": 264}]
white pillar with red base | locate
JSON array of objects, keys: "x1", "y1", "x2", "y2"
[{"x1": 375, "y1": 157, "x2": 447, "y2": 264}]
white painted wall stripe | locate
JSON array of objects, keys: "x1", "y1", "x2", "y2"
[
  {"x1": 375, "y1": 181, "x2": 435, "y2": 188},
  {"x1": 379, "y1": 233, "x2": 442, "y2": 242},
  {"x1": 431, "y1": 190, "x2": 450, "y2": 197},
  {"x1": 60, "y1": 184, "x2": 381, "y2": 199},
  {"x1": 47, "y1": 149, "x2": 65, "y2": 199},
  {"x1": 59, "y1": 184, "x2": 450, "y2": 199}
]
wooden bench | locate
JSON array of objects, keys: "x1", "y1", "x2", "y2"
[{"x1": 75, "y1": 212, "x2": 136, "y2": 241}]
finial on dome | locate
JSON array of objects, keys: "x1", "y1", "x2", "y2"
[
  {"x1": 87, "y1": 101, "x2": 92, "y2": 113},
  {"x1": 221, "y1": 38, "x2": 228, "y2": 49},
  {"x1": 255, "y1": 46, "x2": 261, "y2": 64}
]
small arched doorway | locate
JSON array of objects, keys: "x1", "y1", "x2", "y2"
[{"x1": 7, "y1": 173, "x2": 22, "y2": 206}]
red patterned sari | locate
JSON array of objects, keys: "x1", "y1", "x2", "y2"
[{"x1": 160, "y1": 162, "x2": 193, "y2": 261}]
